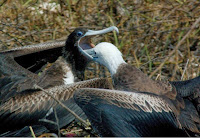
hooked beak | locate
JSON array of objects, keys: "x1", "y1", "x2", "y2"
[
  {"x1": 84, "y1": 26, "x2": 119, "y2": 36},
  {"x1": 78, "y1": 26, "x2": 119, "y2": 60}
]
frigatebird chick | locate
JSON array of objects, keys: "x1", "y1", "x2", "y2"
[{"x1": 74, "y1": 42, "x2": 200, "y2": 137}]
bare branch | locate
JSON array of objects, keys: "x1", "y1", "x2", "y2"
[
  {"x1": 150, "y1": 16, "x2": 200, "y2": 78},
  {"x1": 34, "y1": 84, "x2": 88, "y2": 126}
]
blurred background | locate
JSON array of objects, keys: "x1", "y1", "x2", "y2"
[{"x1": 0, "y1": 0, "x2": 199, "y2": 81}]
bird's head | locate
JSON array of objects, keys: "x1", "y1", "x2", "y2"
[
  {"x1": 65, "y1": 26, "x2": 119, "y2": 57},
  {"x1": 83, "y1": 42, "x2": 126, "y2": 75},
  {"x1": 63, "y1": 26, "x2": 119, "y2": 79}
]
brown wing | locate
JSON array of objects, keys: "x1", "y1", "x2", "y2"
[
  {"x1": 0, "y1": 54, "x2": 35, "y2": 77},
  {"x1": 0, "y1": 55, "x2": 37, "y2": 101},
  {"x1": 0, "y1": 40, "x2": 65, "y2": 73},
  {"x1": 0, "y1": 56, "x2": 68, "y2": 102},
  {"x1": 74, "y1": 88, "x2": 200, "y2": 136},
  {"x1": 1, "y1": 40, "x2": 65, "y2": 58},
  {"x1": 0, "y1": 78, "x2": 112, "y2": 133},
  {"x1": 179, "y1": 99, "x2": 200, "y2": 134},
  {"x1": 74, "y1": 88, "x2": 177, "y2": 113},
  {"x1": 1, "y1": 78, "x2": 112, "y2": 113}
]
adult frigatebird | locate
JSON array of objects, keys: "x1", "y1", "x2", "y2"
[{"x1": 0, "y1": 26, "x2": 118, "y2": 136}]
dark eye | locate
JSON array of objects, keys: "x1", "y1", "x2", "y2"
[{"x1": 77, "y1": 31, "x2": 83, "y2": 37}]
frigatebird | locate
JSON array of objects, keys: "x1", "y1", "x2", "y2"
[
  {"x1": 0, "y1": 26, "x2": 118, "y2": 136},
  {"x1": 74, "y1": 42, "x2": 200, "y2": 137}
]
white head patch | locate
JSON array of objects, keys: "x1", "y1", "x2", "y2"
[{"x1": 91, "y1": 42, "x2": 126, "y2": 75}]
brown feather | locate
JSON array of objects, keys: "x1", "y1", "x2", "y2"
[
  {"x1": 111, "y1": 64, "x2": 200, "y2": 133},
  {"x1": 112, "y1": 63, "x2": 185, "y2": 113},
  {"x1": 113, "y1": 64, "x2": 174, "y2": 97},
  {"x1": 179, "y1": 100, "x2": 200, "y2": 133},
  {"x1": 0, "y1": 78, "x2": 112, "y2": 114},
  {"x1": 1, "y1": 40, "x2": 65, "y2": 58},
  {"x1": 75, "y1": 88, "x2": 174, "y2": 113}
]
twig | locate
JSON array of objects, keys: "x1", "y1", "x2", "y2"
[
  {"x1": 149, "y1": 16, "x2": 200, "y2": 78},
  {"x1": 155, "y1": 74, "x2": 161, "y2": 81},
  {"x1": 0, "y1": 30, "x2": 24, "y2": 46},
  {"x1": 62, "y1": 129, "x2": 83, "y2": 135},
  {"x1": 29, "y1": 126, "x2": 36, "y2": 138},
  {"x1": 34, "y1": 84, "x2": 87, "y2": 126},
  {"x1": 39, "y1": 119, "x2": 57, "y2": 126},
  {"x1": 171, "y1": 48, "x2": 179, "y2": 80},
  {"x1": 54, "y1": 108, "x2": 61, "y2": 137},
  {"x1": 181, "y1": 59, "x2": 189, "y2": 80}
]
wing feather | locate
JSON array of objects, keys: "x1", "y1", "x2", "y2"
[
  {"x1": 75, "y1": 88, "x2": 174, "y2": 113},
  {"x1": 0, "y1": 40, "x2": 65, "y2": 73},
  {"x1": 1, "y1": 40, "x2": 65, "y2": 58},
  {"x1": 74, "y1": 88, "x2": 188, "y2": 137},
  {"x1": 0, "y1": 78, "x2": 112, "y2": 133}
]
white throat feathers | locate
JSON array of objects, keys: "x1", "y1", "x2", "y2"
[{"x1": 63, "y1": 65, "x2": 74, "y2": 84}]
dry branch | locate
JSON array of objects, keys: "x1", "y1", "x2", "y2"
[
  {"x1": 34, "y1": 84, "x2": 88, "y2": 126},
  {"x1": 149, "y1": 16, "x2": 200, "y2": 78}
]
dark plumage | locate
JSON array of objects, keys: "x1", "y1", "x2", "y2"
[
  {"x1": 74, "y1": 42, "x2": 200, "y2": 137},
  {"x1": 0, "y1": 78, "x2": 111, "y2": 135},
  {"x1": 0, "y1": 26, "x2": 118, "y2": 136},
  {"x1": 74, "y1": 88, "x2": 190, "y2": 137},
  {"x1": 170, "y1": 76, "x2": 200, "y2": 114},
  {"x1": 170, "y1": 76, "x2": 200, "y2": 97},
  {"x1": 1, "y1": 40, "x2": 65, "y2": 73}
]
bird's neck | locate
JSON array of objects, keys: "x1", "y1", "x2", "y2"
[
  {"x1": 105, "y1": 56, "x2": 126, "y2": 76},
  {"x1": 62, "y1": 41, "x2": 88, "y2": 81}
]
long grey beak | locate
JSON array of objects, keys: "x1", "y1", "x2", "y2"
[
  {"x1": 78, "y1": 26, "x2": 119, "y2": 60},
  {"x1": 84, "y1": 26, "x2": 119, "y2": 36}
]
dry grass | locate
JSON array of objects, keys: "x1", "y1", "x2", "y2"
[{"x1": 0, "y1": 0, "x2": 200, "y2": 136}]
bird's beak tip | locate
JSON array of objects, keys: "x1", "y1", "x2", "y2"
[{"x1": 111, "y1": 26, "x2": 119, "y2": 34}]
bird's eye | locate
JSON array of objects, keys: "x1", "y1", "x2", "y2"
[
  {"x1": 77, "y1": 31, "x2": 83, "y2": 37},
  {"x1": 93, "y1": 51, "x2": 98, "y2": 59}
]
